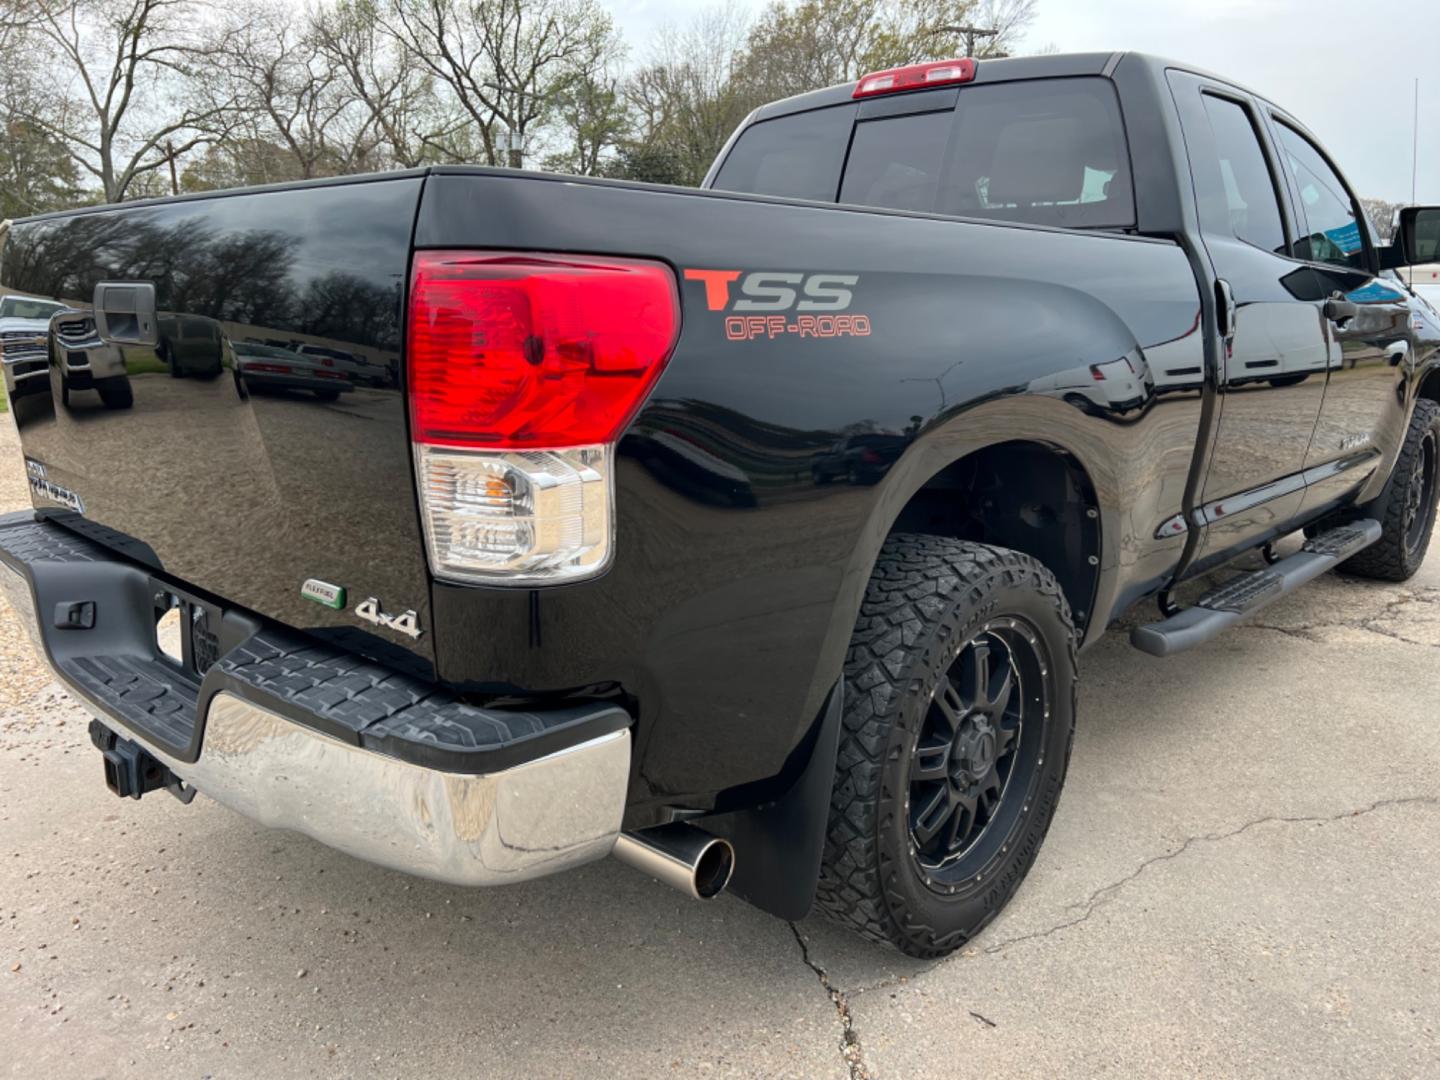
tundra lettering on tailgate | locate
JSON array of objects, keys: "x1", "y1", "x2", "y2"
[{"x1": 683, "y1": 269, "x2": 873, "y2": 342}]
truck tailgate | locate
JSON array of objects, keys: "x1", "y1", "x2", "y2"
[{"x1": 0, "y1": 176, "x2": 436, "y2": 673}]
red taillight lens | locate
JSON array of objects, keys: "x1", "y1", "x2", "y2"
[
  {"x1": 853, "y1": 58, "x2": 977, "y2": 98},
  {"x1": 407, "y1": 251, "x2": 680, "y2": 449},
  {"x1": 1090, "y1": 365, "x2": 1107, "y2": 381},
  {"x1": 247, "y1": 362, "x2": 293, "y2": 375}
]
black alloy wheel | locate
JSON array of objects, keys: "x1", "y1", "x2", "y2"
[{"x1": 907, "y1": 622, "x2": 1045, "y2": 886}]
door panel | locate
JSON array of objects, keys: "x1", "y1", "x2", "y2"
[
  {"x1": 1167, "y1": 73, "x2": 1331, "y2": 565},
  {"x1": 1263, "y1": 119, "x2": 1412, "y2": 514}
]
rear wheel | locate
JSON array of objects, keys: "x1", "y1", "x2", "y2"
[
  {"x1": 815, "y1": 535, "x2": 1077, "y2": 957},
  {"x1": 1340, "y1": 400, "x2": 1440, "y2": 582}
]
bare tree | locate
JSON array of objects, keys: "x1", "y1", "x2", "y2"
[
  {"x1": 621, "y1": 8, "x2": 753, "y2": 186},
  {"x1": 312, "y1": 0, "x2": 468, "y2": 168},
  {"x1": 210, "y1": 5, "x2": 374, "y2": 182},
  {"x1": 381, "y1": 0, "x2": 616, "y2": 167},
  {"x1": 1360, "y1": 197, "x2": 1402, "y2": 243},
  {"x1": 738, "y1": 0, "x2": 1034, "y2": 105},
  {"x1": 961, "y1": 0, "x2": 1038, "y2": 56},
  {"x1": 6, "y1": 0, "x2": 234, "y2": 202}
]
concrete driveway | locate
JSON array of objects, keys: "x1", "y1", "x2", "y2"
[{"x1": 1, "y1": 418, "x2": 1437, "y2": 1078}]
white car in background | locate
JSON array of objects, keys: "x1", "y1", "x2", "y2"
[
  {"x1": 294, "y1": 343, "x2": 390, "y2": 387},
  {"x1": 0, "y1": 295, "x2": 66, "y2": 402}
]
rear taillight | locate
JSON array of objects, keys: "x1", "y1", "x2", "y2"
[
  {"x1": 407, "y1": 250, "x2": 679, "y2": 586},
  {"x1": 853, "y1": 58, "x2": 977, "y2": 98},
  {"x1": 1090, "y1": 365, "x2": 1107, "y2": 381}
]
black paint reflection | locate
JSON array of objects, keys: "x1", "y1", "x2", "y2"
[{"x1": 0, "y1": 178, "x2": 436, "y2": 673}]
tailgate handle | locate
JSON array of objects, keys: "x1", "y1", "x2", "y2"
[{"x1": 92, "y1": 281, "x2": 158, "y2": 346}]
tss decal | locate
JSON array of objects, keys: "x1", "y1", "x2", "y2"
[{"x1": 684, "y1": 268, "x2": 873, "y2": 342}]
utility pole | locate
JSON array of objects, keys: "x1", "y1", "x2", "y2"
[
  {"x1": 932, "y1": 23, "x2": 998, "y2": 57},
  {"x1": 1413, "y1": 77, "x2": 1420, "y2": 207},
  {"x1": 165, "y1": 140, "x2": 178, "y2": 195}
]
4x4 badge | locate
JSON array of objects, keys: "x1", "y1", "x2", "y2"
[{"x1": 354, "y1": 597, "x2": 423, "y2": 639}]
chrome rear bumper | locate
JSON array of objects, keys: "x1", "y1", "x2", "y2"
[
  {"x1": 138, "y1": 693, "x2": 628, "y2": 886},
  {"x1": 0, "y1": 516, "x2": 631, "y2": 887}
]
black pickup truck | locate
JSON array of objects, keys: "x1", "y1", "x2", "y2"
[{"x1": 3, "y1": 52, "x2": 1439, "y2": 958}]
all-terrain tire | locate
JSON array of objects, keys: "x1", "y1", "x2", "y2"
[
  {"x1": 1340, "y1": 399, "x2": 1440, "y2": 582},
  {"x1": 814, "y1": 534, "x2": 1078, "y2": 958}
]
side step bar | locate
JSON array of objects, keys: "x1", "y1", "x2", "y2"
[{"x1": 1131, "y1": 520, "x2": 1381, "y2": 657}]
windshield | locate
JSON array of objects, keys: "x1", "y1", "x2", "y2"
[{"x1": 0, "y1": 297, "x2": 64, "y2": 321}]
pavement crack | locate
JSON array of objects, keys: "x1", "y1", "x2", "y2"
[
  {"x1": 982, "y1": 795, "x2": 1440, "y2": 957},
  {"x1": 789, "y1": 922, "x2": 869, "y2": 1080},
  {"x1": 1240, "y1": 622, "x2": 1324, "y2": 642}
]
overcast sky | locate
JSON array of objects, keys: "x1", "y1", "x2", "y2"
[{"x1": 608, "y1": 0, "x2": 1440, "y2": 204}]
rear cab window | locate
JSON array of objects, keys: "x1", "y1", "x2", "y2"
[
  {"x1": 709, "y1": 105, "x2": 855, "y2": 201},
  {"x1": 711, "y1": 76, "x2": 1135, "y2": 230}
]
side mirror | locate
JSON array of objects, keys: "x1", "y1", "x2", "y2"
[{"x1": 1384, "y1": 206, "x2": 1440, "y2": 268}]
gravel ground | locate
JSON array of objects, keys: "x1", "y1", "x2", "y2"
[{"x1": 1, "y1": 417, "x2": 1438, "y2": 1078}]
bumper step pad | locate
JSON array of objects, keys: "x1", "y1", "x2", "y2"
[
  {"x1": 209, "y1": 630, "x2": 628, "y2": 772},
  {"x1": 65, "y1": 654, "x2": 199, "y2": 750},
  {"x1": 0, "y1": 512, "x2": 628, "y2": 775}
]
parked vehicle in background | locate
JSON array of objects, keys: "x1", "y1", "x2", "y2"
[
  {"x1": 233, "y1": 341, "x2": 353, "y2": 400},
  {"x1": 0, "y1": 295, "x2": 64, "y2": 401},
  {"x1": 156, "y1": 314, "x2": 225, "y2": 378},
  {"x1": 811, "y1": 433, "x2": 910, "y2": 484},
  {"x1": 1, "y1": 52, "x2": 1439, "y2": 959},
  {"x1": 52, "y1": 310, "x2": 132, "y2": 409},
  {"x1": 294, "y1": 343, "x2": 389, "y2": 387}
]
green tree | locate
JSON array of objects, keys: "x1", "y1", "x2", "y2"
[
  {"x1": 620, "y1": 8, "x2": 753, "y2": 187},
  {"x1": 600, "y1": 144, "x2": 688, "y2": 186},
  {"x1": 382, "y1": 0, "x2": 619, "y2": 167},
  {"x1": 0, "y1": 118, "x2": 89, "y2": 217},
  {"x1": 8, "y1": 0, "x2": 235, "y2": 203}
]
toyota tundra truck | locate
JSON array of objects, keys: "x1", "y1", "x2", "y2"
[{"x1": 2, "y1": 52, "x2": 1439, "y2": 958}]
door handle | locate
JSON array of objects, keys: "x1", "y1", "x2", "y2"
[
  {"x1": 1323, "y1": 295, "x2": 1358, "y2": 326},
  {"x1": 92, "y1": 281, "x2": 158, "y2": 346},
  {"x1": 1216, "y1": 278, "x2": 1237, "y2": 342}
]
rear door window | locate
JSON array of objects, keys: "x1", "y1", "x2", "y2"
[
  {"x1": 1197, "y1": 94, "x2": 1288, "y2": 254},
  {"x1": 710, "y1": 105, "x2": 856, "y2": 202}
]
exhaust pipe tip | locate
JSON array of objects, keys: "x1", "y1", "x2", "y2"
[
  {"x1": 613, "y1": 823, "x2": 735, "y2": 900},
  {"x1": 690, "y1": 835, "x2": 735, "y2": 899}
]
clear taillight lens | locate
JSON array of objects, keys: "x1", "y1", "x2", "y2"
[
  {"x1": 407, "y1": 251, "x2": 678, "y2": 586},
  {"x1": 415, "y1": 444, "x2": 611, "y2": 585}
]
